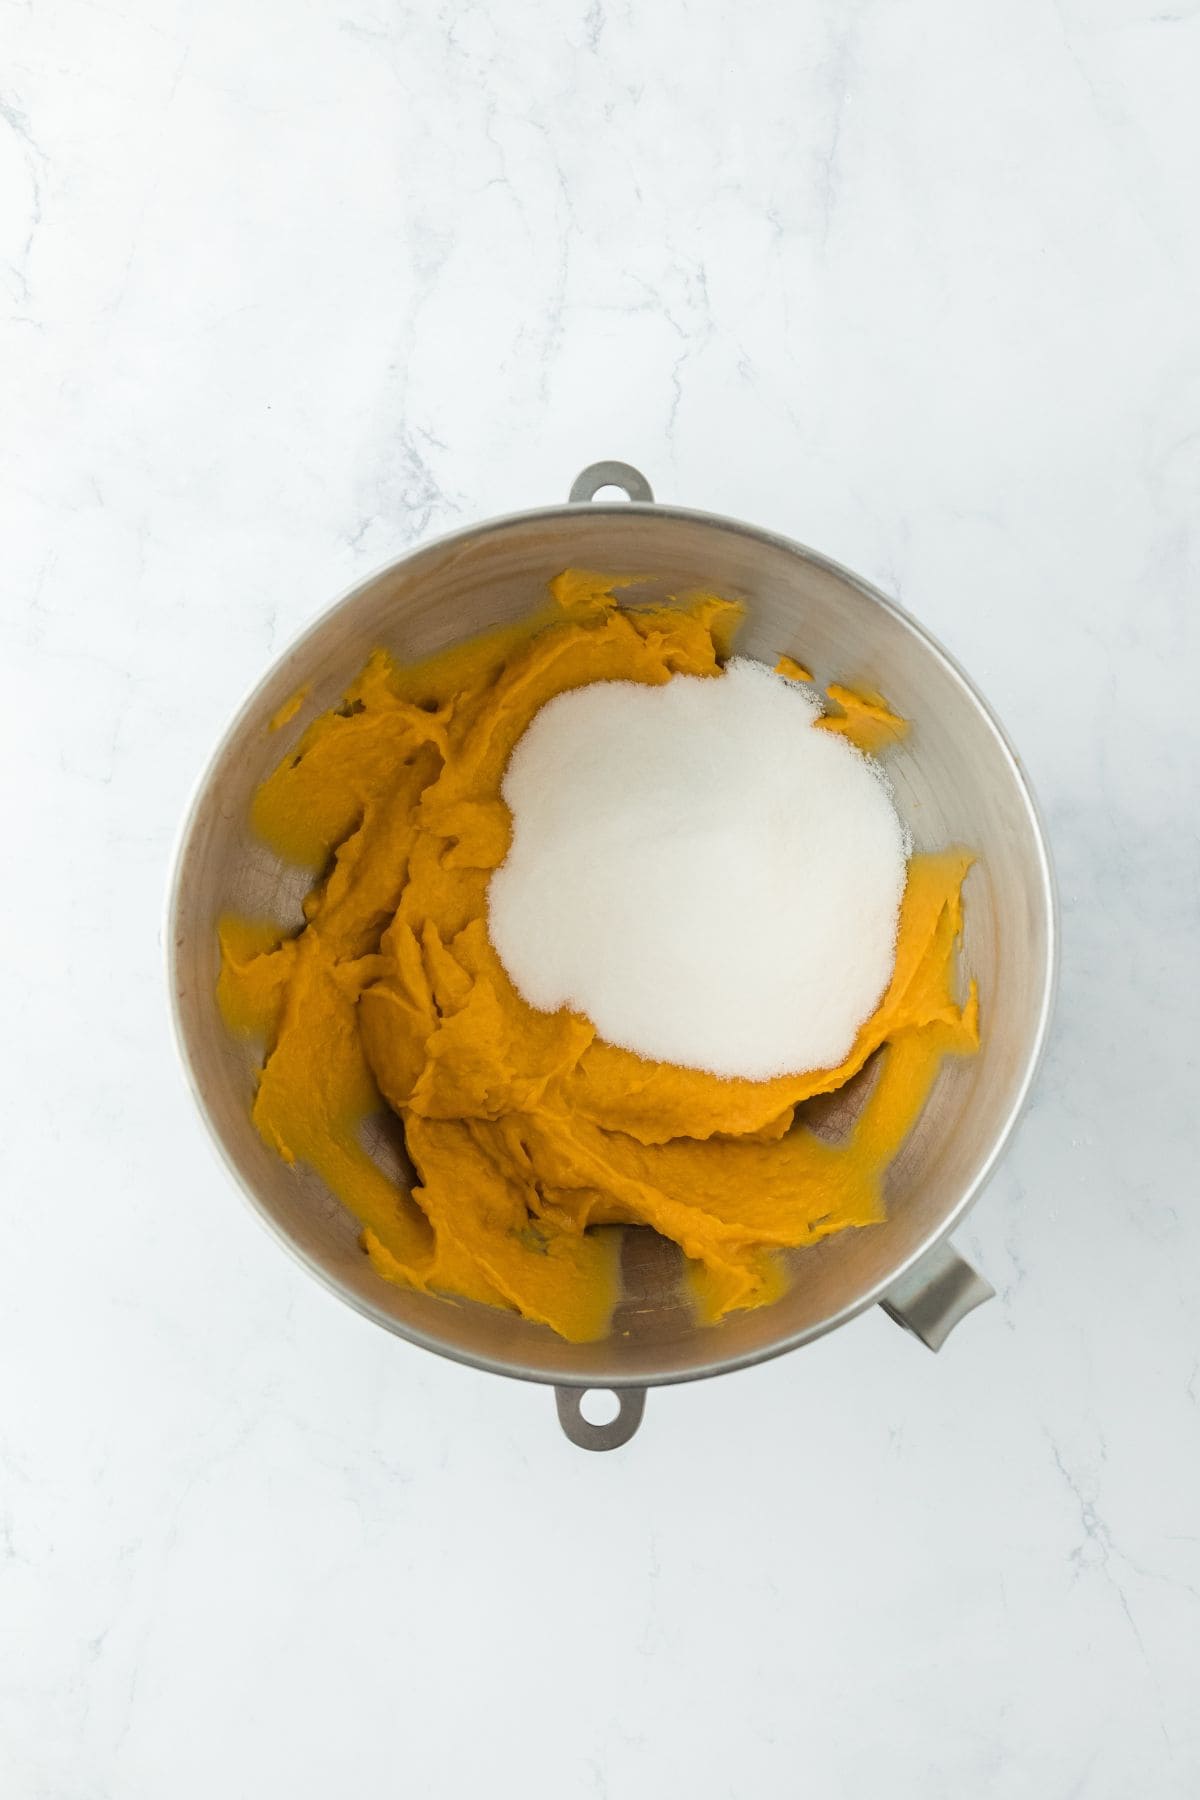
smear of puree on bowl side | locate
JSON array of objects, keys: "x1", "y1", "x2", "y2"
[{"x1": 218, "y1": 571, "x2": 978, "y2": 1342}]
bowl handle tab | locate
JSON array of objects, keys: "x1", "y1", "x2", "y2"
[
  {"x1": 879, "y1": 1240, "x2": 994, "y2": 1351},
  {"x1": 555, "y1": 1386, "x2": 646, "y2": 1451},
  {"x1": 568, "y1": 461, "x2": 655, "y2": 504}
]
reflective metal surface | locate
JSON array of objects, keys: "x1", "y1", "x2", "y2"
[
  {"x1": 880, "y1": 1240, "x2": 996, "y2": 1352},
  {"x1": 169, "y1": 467, "x2": 1057, "y2": 1427},
  {"x1": 555, "y1": 1387, "x2": 647, "y2": 1452}
]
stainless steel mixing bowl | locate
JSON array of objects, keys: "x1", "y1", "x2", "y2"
[{"x1": 169, "y1": 461, "x2": 1057, "y2": 1449}]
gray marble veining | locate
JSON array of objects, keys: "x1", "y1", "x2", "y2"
[{"x1": 1, "y1": 0, "x2": 1198, "y2": 1794}]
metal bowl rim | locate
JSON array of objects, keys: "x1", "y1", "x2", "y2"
[{"x1": 166, "y1": 497, "x2": 1060, "y2": 1389}]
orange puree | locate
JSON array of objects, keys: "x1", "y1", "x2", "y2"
[{"x1": 218, "y1": 572, "x2": 978, "y2": 1342}]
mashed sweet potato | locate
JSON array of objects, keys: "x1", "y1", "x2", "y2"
[{"x1": 218, "y1": 572, "x2": 977, "y2": 1341}]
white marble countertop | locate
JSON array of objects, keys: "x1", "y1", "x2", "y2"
[{"x1": 3, "y1": 1, "x2": 1199, "y2": 1794}]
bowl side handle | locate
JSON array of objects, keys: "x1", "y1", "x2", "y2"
[{"x1": 879, "y1": 1239, "x2": 994, "y2": 1351}]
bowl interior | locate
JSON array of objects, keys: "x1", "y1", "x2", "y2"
[{"x1": 171, "y1": 506, "x2": 1054, "y2": 1386}]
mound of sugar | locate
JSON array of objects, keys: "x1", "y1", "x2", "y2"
[{"x1": 487, "y1": 658, "x2": 908, "y2": 1081}]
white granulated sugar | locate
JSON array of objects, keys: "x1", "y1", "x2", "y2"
[{"x1": 487, "y1": 658, "x2": 908, "y2": 1081}]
